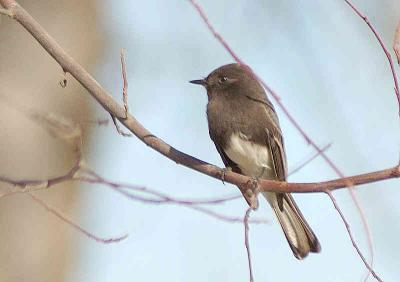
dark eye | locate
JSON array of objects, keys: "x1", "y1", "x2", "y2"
[{"x1": 219, "y1": 76, "x2": 228, "y2": 83}]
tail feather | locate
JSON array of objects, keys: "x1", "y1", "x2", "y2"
[{"x1": 263, "y1": 192, "x2": 321, "y2": 259}]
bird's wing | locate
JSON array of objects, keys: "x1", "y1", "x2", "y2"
[
  {"x1": 244, "y1": 93, "x2": 287, "y2": 181},
  {"x1": 214, "y1": 143, "x2": 242, "y2": 174},
  {"x1": 266, "y1": 126, "x2": 287, "y2": 181},
  {"x1": 214, "y1": 143, "x2": 259, "y2": 208}
]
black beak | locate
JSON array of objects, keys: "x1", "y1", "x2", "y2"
[{"x1": 189, "y1": 79, "x2": 206, "y2": 86}]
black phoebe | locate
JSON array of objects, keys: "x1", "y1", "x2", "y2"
[{"x1": 190, "y1": 63, "x2": 320, "y2": 259}]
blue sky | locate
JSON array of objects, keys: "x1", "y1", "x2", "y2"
[{"x1": 69, "y1": 1, "x2": 400, "y2": 281}]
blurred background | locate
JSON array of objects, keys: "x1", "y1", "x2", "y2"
[{"x1": 0, "y1": 0, "x2": 399, "y2": 281}]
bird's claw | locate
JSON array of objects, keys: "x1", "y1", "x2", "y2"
[
  {"x1": 220, "y1": 167, "x2": 232, "y2": 185},
  {"x1": 243, "y1": 177, "x2": 260, "y2": 210}
]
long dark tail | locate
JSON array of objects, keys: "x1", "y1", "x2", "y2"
[{"x1": 263, "y1": 192, "x2": 321, "y2": 259}]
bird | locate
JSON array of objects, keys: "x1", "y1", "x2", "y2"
[{"x1": 190, "y1": 63, "x2": 320, "y2": 259}]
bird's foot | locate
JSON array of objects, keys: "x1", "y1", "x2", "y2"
[
  {"x1": 242, "y1": 177, "x2": 260, "y2": 210},
  {"x1": 220, "y1": 167, "x2": 232, "y2": 185}
]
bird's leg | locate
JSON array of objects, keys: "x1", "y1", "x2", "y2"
[
  {"x1": 242, "y1": 177, "x2": 260, "y2": 210},
  {"x1": 220, "y1": 166, "x2": 232, "y2": 185},
  {"x1": 241, "y1": 167, "x2": 266, "y2": 210}
]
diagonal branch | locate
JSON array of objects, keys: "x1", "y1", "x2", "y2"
[
  {"x1": 343, "y1": 0, "x2": 400, "y2": 114},
  {"x1": 394, "y1": 20, "x2": 400, "y2": 66},
  {"x1": 0, "y1": 1, "x2": 398, "y2": 195},
  {"x1": 0, "y1": 1, "x2": 396, "y2": 280},
  {"x1": 28, "y1": 193, "x2": 128, "y2": 244}
]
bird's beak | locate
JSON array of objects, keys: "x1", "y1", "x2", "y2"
[{"x1": 189, "y1": 79, "x2": 207, "y2": 86}]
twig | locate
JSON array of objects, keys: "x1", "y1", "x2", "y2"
[
  {"x1": 110, "y1": 49, "x2": 132, "y2": 137},
  {"x1": 343, "y1": 0, "x2": 400, "y2": 115},
  {"x1": 188, "y1": 1, "x2": 381, "y2": 279},
  {"x1": 339, "y1": 1, "x2": 400, "y2": 277},
  {"x1": 78, "y1": 170, "x2": 266, "y2": 224},
  {"x1": 0, "y1": 0, "x2": 398, "y2": 194},
  {"x1": 325, "y1": 191, "x2": 382, "y2": 282},
  {"x1": 110, "y1": 114, "x2": 131, "y2": 137},
  {"x1": 0, "y1": 112, "x2": 83, "y2": 195},
  {"x1": 28, "y1": 193, "x2": 128, "y2": 244},
  {"x1": 0, "y1": 7, "x2": 12, "y2": 17},
  {"x1": 288, "y1": 143, "x2": 332, "y2": 177},
  {"x1": 1, "y1": 2, "x2": 397, "y2": 279},
  {"x1": 59, "y1": 68, "x2": 67, "y2": 88},
  {"x1": 121, "y1": 49, "x2": 129, "y2": 116},
  {"x1": 394, "y1": 20, "x2": 400, "y2": 66},
  {"x1": 80, "y1": 118, "x2": 110, "y2": 126},
  {"x1": 244, "y1": 208, "x2": 254, "y2": 282}
]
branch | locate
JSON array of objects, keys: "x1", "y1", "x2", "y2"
[
  {"x1": 394, "y1": 20, "x2": 400, "y2": 66},
  {"x1": 28, "y1": 193, "x2": 128, "y2": 244},
  {"x1": 244, "y1": 208, "x2": 254, "y2": 282},
  {"x1": 0, "y1": 1, "x2": 394, "y2": 280},
  {"x1": 0, "y1": 1, "x2": 398, "y2": 195},
  {"x1": 326, "y1": 191, "x2": 381, "y2": 282},
  {"x1": 288, "y1": 143, "x2": 332, "y2": 177},
  {"x1": 344, "y1": 0, "x2": 400, "y2": 115}
]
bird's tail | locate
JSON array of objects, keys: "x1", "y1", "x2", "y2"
[{"x1": 263, "y1": 192, "x2": 321, "y2": 259}]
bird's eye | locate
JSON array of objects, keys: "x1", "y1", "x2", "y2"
[{"x1": 219, "y1": 76, "x2": 228, "y2": 83}]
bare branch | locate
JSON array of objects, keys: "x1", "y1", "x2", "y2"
[
  {"x1": 1, "y1": 2, "x2": 398, "y2": 280},
  {"x1": 120, "y1": 49, "x2": 129, "y2": 116},
  {"x1": 244, "y1": 208, "x2": 254, "y2": 282},
  {"x1": 188, "y1": 1, "x2": 383, "y2": 279},
  {"x1": 0, "y1": 7, "x2": 12, "y2": 17},
  {"x1": 394, "y1": 20, "x2": 400, "y2": 66},
  {"x1": 0, "y1": 113, "x2": 82, "y2": 195},
  {"x1": 343, "y1": 0, "x2": 400, "y2": 115},
  {"x1": 1, "y1": 0, "x2": 398, "y2": 196},
  {"x1": 110, "y1": 49, "x2": 132, "y2": 137},
  {"x1": 110, "y1": 114, "x2": 131, "y2": 137},
  {"x1": 78, "y1": 170, "x2": 267, "y2": 224},
  {"x1": 288, "y1": 143, "x2": 332, "y2": 177},
  {"x1": 28, "y1": 193, "x2": 128, "y2": 244},
  {"x1": 325, "y1": 191, "x2": 382, "y2": 282}
]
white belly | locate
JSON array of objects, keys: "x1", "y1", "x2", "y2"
[{"x1": 224, "y1": 133, "x2": 275, "y2": 179}]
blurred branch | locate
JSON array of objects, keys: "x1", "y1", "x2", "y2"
[
  {"x1": 394, "y1": 20, "x2": 400, "y2": 66},
  {"x1": 188, "y1": 2, "x2": 376, "y2": 272},
  {"x1": 0, "y1": 0, "x2": 398, "y2": 194},
  {"x1": 78, "y1": 169, "x2": 267, "y2": 224},
  {"x1": 288, "y1": 143, "x2": 332, "y2": 177},
  {"x1": 326, "y1": 191, "x2": 379, "y2": 281},
  {"x1": 344, "y1": 0, "x2": 400, "y2": 115},
  {"x1": 110, "y1": 49, "x2": 132, "y2": 137},
  {"x1": 188, "y1": 1, "x2": 399, "y2": 280},
  {"x1": 0, "y1": 1, "x2": 397, "y2": 280},
  {"x1": 28, "y1": 193, "x2": 128, "y2": 244},
  {"x1": 0, "y1": 111, "x2": 128, "y2": 244},
  {"x1": 244, "y1": 208, "x2": 254, "y2": 282}
]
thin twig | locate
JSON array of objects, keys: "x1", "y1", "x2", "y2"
[
  {"x1": 78, "y1": 170, "x2": 266, "y2": 224},
  {"x1": 1, "y1": 2, "x2": 397, "y2": 280},
  {"x1": 188, "y1": 1, "x2": 381, "y2": 279},
  {"x1": 244, "y1": 208, "x2": 254, "y2": 282},
  {"x1": 325, "y1": 191, "x2": 382, "y2": 282},
  {"x1": 394, "y1": 21, "x2": 400, "y2": 66},
  {"x1": 344, "y1": 0, "x2": 400, "y2": 115},
  {"x1": 0, "y1": 7, "x2": 12, "y2": 17},
  {"x1": 110, "y1": 49, "x2": 132, "y2": 137},
  {"x1": 110, "y1": 114, "x2": 131, "y2": 137},
  {"x1": 339, "y1": 1, "x2": 400, "y2": 277},
  {"x1": 121, "y1": 49, "x2": 129, "y2": 116},
  {"x1": 288, "y1": 143, "x2": 332, "y2": 177},
  {"x1": 0, "y1": 0, "x2": 397, "y2": 194},
  {"x1": 28, "y1": 193, "x2": 128, "y2": 244},
  {"x1": 80, "y1": 118, "x2": 110, "y2": 126}
]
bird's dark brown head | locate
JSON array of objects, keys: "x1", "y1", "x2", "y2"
[{"x1": 190, "y1": 63, "x2": 259, "y2": 97}]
